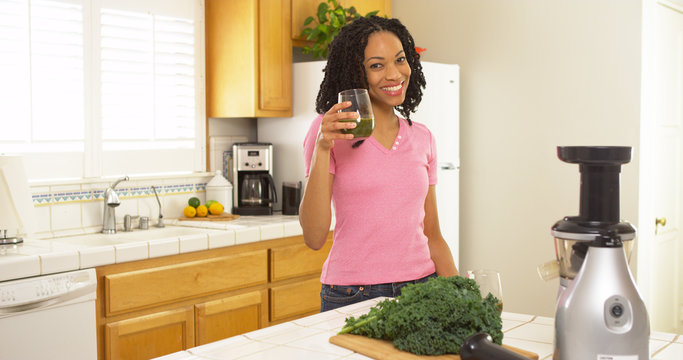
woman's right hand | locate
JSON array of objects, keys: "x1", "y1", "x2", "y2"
[
  {"x1": 317, "y1": 101, "x2": 358, "y2": 151},
  {"x1": 301, "y1": 103, "x2": 354, "y2": 250}
]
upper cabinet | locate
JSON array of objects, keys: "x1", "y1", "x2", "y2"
[
  {"x1": 205, "y1": 0, "x2": 391, "y2": 118},
  {"x1": 206, "y1": 0, "x2": 292, "y2": 118},
  {"x1": 291, "y1": 0, "x2": 392, "y2": 46}
]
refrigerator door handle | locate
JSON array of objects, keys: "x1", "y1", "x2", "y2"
[{"x1": 438, "y1": 162, "x2": 458, "y2": 170}]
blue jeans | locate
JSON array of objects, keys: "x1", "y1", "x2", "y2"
[{"x1": 320, "y1": 272, "x2": 437, "y2": 312}]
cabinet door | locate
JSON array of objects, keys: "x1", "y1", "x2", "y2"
[
  {"x1": 105, "y1": 307, "x2": 194, "y2": 360},
  {"x1": 258, "y1": 0, "x2": 292, "y2": 114},
  {"x1": 205, "y1": 0, "x2": 291, "y2": 118},
  {"x1": 205, "y1": 0, "x2": 256, "y2": 118},
  {"x1": 291, "y1": 0, "x2": 392, "y2": 43},
  {"x1": 195, "y1": 289, "x2": 269, "y2": 345},
  {"x1": 270, "y1": 277, "x2": 321, "y2": 321}
]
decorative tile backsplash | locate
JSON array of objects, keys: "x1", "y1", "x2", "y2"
[
  {"x1": 33, "y1": 183, "x2": 203, "y2": 206},
  {"x1": 30, "y1": 173, "x2": 215, "y2": 238}
]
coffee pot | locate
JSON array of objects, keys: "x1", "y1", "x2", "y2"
[
  {"x1": 240, "y1": 173, "x2": 276, "y2": 206},
  {"x1": 241, "y1": 174, "x2": 263, "y2": 205},
  {"x1": 232, "y1": 143, "x2": 277, "y2": 215}
]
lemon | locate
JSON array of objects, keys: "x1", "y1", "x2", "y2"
[
  {"x1": 188, "y1": 197, "x2": 201, "y2": 208},
  {"x1": 208, "y1": 202, "x2": 224, "y2": 215},
  {"x1": 196, "y1": 205, "x2": 208, "y2": 217},
  {"x1": 206, "y1": 200, "x2": 217, "y2": 208},
  {"x1": 183, "y1": 205, "x2": 197, "y2": 218}
]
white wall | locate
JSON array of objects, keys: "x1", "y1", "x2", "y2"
[{"x1": 393, "y1": 0, "x2": 642, "y2": 316}]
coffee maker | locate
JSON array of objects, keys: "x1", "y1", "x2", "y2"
[
  {"x1": 232, "y1": 142, "x2": 277, "y2": 215},
  {"x1": 552, "y1": 146, "x2": 649, "y2": 360}
]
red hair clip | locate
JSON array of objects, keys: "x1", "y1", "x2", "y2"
[{"x1": 415, "y1": 47, "x2": 427, "y2": 55}]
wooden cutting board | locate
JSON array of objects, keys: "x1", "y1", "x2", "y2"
[
  {"x1": 177, "y1": 213, "x2": 240, "y2": 221},
  {"x1": 329, "y1": 334, "x2": 538, "y2": 360}
]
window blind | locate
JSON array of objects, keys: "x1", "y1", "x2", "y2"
[
  {"x1": 0, "y1": 0, "x2": 202, "y2": 180},
  {"x1": 0, "y1": 0, "x2": 83, "y2": 148}
]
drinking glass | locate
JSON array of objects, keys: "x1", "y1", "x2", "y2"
[
  {"x1": 338, "y1": 88, "x2": 374, "y2": 138},
  {"x1": 467, "y1": 269, "x2": 504, "y2": 313}
]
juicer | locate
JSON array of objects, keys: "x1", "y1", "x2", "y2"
[
  {"x1": 551, "y1": 146, "x2": 636, "y2": 297},
  {"x1": 552, "y1": 146, "x2": 649, "y2": 359}
]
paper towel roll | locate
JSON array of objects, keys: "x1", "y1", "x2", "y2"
[{"x1": 0, "y1": 155, "x2": 36, "y2": 238}]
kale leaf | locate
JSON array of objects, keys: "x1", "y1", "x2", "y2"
[{"x1": 338, "y1": 276, "x2": 503, "y2": 356}]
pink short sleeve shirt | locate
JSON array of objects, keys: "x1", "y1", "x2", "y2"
[{"x1": 304, "y1": 114, "x2": 437, "y2": 285}]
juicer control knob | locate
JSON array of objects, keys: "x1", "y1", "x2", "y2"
[
  {"x1": 604, "y1": 295, "x2": 633, "y2": 331},
  {"x1": 610, "y1": 303, "x2": 624, "y2": 318}
]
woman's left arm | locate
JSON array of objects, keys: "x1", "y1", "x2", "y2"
[{"x1": 424, "y1": 185, "x2": 459, "y2": 276}]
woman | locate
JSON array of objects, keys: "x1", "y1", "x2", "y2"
[{"x1": 299, "y1": 16, "x2": 458, "y2": 312}]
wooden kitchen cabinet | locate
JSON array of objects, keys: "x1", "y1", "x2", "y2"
[
  {"x1": 105, "y1": 307, "x2": 194, "y2": 360},
  {"x1": 95, "y1": 233, "x2": 332, "y2": 360},
  {"x1": 270, "y1": 277, "x2": 322, "y2": 321},
  {"x1": 269, "y1": 240, "x2": 333, "y2": 321},
  {"x1": 195, "y1": 289, "x2": 269, "y2": 345},
  {"x1": 205, "y1": 0, "x2": 292, "y2": 118},
  {"x1": 291, "y1": 0, "x2": 392, "y2": 47}
]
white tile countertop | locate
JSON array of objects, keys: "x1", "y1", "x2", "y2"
[
  {"x1": 0, "y1": 215, "x2": 321, "y2": 282},
  {"x1": 154, "y1": 298, "x2": 682, "y2": 360}
]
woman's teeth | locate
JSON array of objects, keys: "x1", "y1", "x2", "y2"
[{"x1": 383, "y1": 83, "x2": 402, "y2": 92}]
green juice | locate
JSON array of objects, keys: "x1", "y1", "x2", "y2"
[{"x1": 340, "y1": 118, "x2": 374, "y2": 138}]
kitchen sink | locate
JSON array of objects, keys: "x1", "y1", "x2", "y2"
[{"x1": 52, "y1": 226, "x2": 222, "y2": 247}]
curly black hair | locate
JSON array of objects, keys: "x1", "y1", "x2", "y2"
[{"x1": 315, "y1": 16, "x2": 426, "y2": 123}]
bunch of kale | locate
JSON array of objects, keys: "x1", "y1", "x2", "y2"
[{"x1": 338, "y1": 276, "x2": 503, "y2": 356}]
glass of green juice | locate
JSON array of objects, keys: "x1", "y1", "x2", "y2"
[{"x1": 337, "y1": 88, "x2": 374, "y2": 138}]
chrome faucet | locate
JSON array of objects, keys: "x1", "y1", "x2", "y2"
[
  {"x1": 102, "y1": 176, "x2": 129, "y2": 234},
  {"x1": 151, "y1": 185, "x2": 164, "y2": 228}
]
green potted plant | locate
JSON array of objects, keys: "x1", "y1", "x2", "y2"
[{"x1": 299, "y1": 0, "x2": 379, "y2": 59}]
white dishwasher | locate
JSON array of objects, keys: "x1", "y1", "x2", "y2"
[{"x1": 0, "y1": 268, "x2": 97, "y2": 359}]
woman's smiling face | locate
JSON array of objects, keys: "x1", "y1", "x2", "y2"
[{"x1": 363, "y1": 31, "x2": 411, "y2": 110}]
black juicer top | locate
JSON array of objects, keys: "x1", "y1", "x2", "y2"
[{"x1": 552, "y1": 146, "x2": 636, "y2": 242}]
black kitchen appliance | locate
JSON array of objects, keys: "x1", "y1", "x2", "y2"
[
  {"x1": 232, "y1": 142, "x2": 277, "y2": 215},
  {"x1": 282, "y1": 181, "x2": 301, "y2": 215}
]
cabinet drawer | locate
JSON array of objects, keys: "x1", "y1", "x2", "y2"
[
  {"x1": 270, "y1": 236, "x2": 332, "y2": 282},
  {"x1": 269, "y1": 277, "x2": 321, "y2": 321},
  {"x1": 105, "y1": 250, "x2": 268, "y2": 315}
]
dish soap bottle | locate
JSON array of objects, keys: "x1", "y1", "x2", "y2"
[{"x1": 206, "y1": 170, "x2": 233, "y2": 214}]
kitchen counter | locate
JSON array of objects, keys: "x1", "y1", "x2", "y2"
[
  {"x1": 153, "y1": 297, "x2": 683, "y2": 360},
  {"x1": 0, "y1": 215, "x2": 320, "y2": 282}
]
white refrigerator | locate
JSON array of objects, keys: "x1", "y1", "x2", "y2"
[{"x1": 257, "y1": 61, "x2": 460, "y2": 268}]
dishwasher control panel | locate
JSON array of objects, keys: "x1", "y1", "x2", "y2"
[{"x1": 0, "y1": 269, "x2": 96, "y2": 311}]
